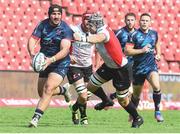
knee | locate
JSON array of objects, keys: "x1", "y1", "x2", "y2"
[
  {"x1": 153, "y1": 86, "x2": 161, "y2": 92},
  {"x1": 78, "y1": 95, "x2": 87, "y2": 104},
  {"x1": 116, "y1": 90, "x2": 129, "y2": 107},
  {"x1": 118, "y1": 97, "x2": 129, "y2": 107}
]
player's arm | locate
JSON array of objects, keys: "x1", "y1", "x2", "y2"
[
  {"x1": 73, "y1": 32, "x2": 106, "y2": 44},
  {"x1": 125, "y1": 43, "x2": 151, "y2": 56},
  {"x1": 154, "y1": 32, "x2": 161, "y2": 61},
  {"x1": 55, "y1": 39, "x2": 71, "y2": 60},
  {"x1": 86, "y1": 33, "x2": 106, "y2": 44},
  {"x1": 155, "y1": 41, "x2": 161, "y2": 61},
  {"x1": 27, "y1": 35, "x2": 40, "y2": 58},
  {"x1": 45, "y1": 39, "x2": 71, "y2": 67}
]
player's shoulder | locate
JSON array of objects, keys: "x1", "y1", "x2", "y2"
[
  {"x1": 115, "y1": 27, "x2": 126, "y2": 36},
  {"x1": 38, "y1": 18, "x2": 49, "y2": 26},
  {"x1": 149, "y1": 29, "x2": 158, "y2": 35},
  {"x1": 131, "y1": 29, "x2": 139, "y2": 37},
  {"x1": 60, "y1": 20, "x2": 70, "y2": 28}
]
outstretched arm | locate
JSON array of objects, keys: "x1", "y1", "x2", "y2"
[{"x1": 27, "y1": 36, "x2": 40, "y2": 58}]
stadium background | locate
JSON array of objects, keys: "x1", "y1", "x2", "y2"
[{"x1": 0, "y1": 0, "x2": 179, "y2": 110}]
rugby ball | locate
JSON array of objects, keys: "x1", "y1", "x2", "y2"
[{"x1": 32, "y1": 52, "x2": 45, "y2": 72}]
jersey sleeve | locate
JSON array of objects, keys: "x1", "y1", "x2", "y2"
[
  {"x1": 62, "y1": 24, "x2": 73, "y2": 40},
  {"x1": 32, "y1": 22, "x2": 44, "y2": 39},
  {"x1": 155, "y1": 31, "x2": 158, "y2": 44}
]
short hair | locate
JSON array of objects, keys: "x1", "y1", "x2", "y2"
[
  {"x1": 125, "y1": 12, "x2": 136, "y2": 20},
  {"x1": 140, "y1": 13, "x2": 151, "y2": 19},
  {"x1": 48, "y1": 4, "x2": 62, "y2": 16}
]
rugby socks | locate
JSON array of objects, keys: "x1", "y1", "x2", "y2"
[
  {"x1": 58, "y1": 86, "x2": 65, "y2": 95},
  {"x1": 72, "y1": 101, "x2": 79, "y2": 112},
  {"x1": 110, "y1": 92, "x2": 117, "y2": 100},
  {"x1": 153, "y1": 90, "x2": 161, "y2": 111},
  {"x1": 93, "y1": 87, "x2": 110, "y2": 102},
  {"x1": 32, "y1": 108, "x2": 44, "y2": 121},
  {"x1": 78, "y1": 103, "x2": 87, "y2": 118},
  {"x1": 123, "y1": 101, "x2": 139, "y2": 119},
  {"x1": 131, "y1": 95, "x2": 140, "y2": 108}
]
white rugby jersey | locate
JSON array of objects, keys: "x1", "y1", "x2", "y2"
[
  {"x1": 95, "y1": 25, "x2": 128, "y2": 69},
  {"x1": 70, "y1": 24, "x2": 94, "y2": 67}
]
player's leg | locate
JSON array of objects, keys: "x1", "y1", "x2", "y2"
[
  {"x1": 148, "y1": 71, "x2": 164, "y2": 122},
  {"x1": 127, "y1": 74, "x2": 145, "y2": 122},
  {"x1": 110, "y1": 82, "x2": 133, "y2": 100},
  {"x1": 73, "y1": 78, "x2": 88, "y2": 125},
  {"x1": 67, "y1": 66, "x2": 89, "y2": 125},
  {"x1": 87, "y1": 64, "x2": 114, "y2": 110},
  {"x1": 37, "y1": 78, "x2": 46, "y2": 97},
  {"x1": 29, "y1": 73, "x2": 63, "y2": 127},
  {"x1": 110, "y1": 61, "x2": 134, "y2": 101},
  {"x1": 83, "y1": 65, "x2": 93, "y2": 101},
  {"x1": 114, "y1": 63, "x2": 143, "y2": 128}
]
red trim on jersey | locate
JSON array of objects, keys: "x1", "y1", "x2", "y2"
[
  {"x1": 69, "y1": 45, "x2": 73, "y2": 54},
  {"x1": 31, "y1": 35, "x2": 40, "y2": 40},
  {"x1": 104, "y1": 26, "x2": 125, "y2": 66}
]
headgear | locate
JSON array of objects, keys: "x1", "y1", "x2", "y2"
[
  {"x1": 88, "y1": 13, "x2": 104, "y2": 29},
  {"x1": 48, "y1": 4, "x2": 62, "y2": 17}
]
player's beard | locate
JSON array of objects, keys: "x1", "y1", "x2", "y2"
[{"x1": 50, "y1": 18, "x2": 61, "y2": 26}]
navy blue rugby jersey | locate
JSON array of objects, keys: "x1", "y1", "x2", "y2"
[
  {"x1": 129, "y1": 28, "x2": 158, "y2": 74},
  {"x1": 32, "y1": 19, "x2": 73, "y2": 66},
  {"x1": 115, "y1": 27, "x2": 136, "y2": 62},
  {"x1": 32, "y1": 19, "x2": 73, "y2": 57}
]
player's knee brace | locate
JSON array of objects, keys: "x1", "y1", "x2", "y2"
[{"x1": 89, "y1": 74, "x2": 103, "y2": 87}]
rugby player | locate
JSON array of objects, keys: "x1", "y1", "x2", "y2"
[
  {"x1": 125, "y1": 13, "x2": 164, "y2": 122},
  {"x1": 27, "y1": 4, "x2": 73, "y2": 127}
]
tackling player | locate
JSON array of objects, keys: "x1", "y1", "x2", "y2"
[
  {"x1": 27, "y1": 4, "x2": 73, "y2": 127},
  {"x1": 125, "y1": 13, "x2": 164, "y2": 122},
  {"x1": 73, "y1": 13, "x2": 143, "y2": 128}
]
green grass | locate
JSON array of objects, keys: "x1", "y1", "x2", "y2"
[{"x1": 0, "y1": 107, "x2": 180, "y2": 133}]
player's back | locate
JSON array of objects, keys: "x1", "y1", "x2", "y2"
[{"x1": 95, "y1": 25, "x2": 127, "y2": 69}]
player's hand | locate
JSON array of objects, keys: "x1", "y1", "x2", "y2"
[
  {"x1": 41, "y1": 57, "x2": 50, "y2": 70},
  {"x1": 73, "y1": 32, "x2": 81, "y2": 41},
  {"x1": 30, "y1": 53, "x2": 36, "y2": 67},
  {"x1": 73, "y1": 32, "x2": 86, "y2": 42},
  {"x1": 155, "y1": 54, "x2": 161, "y2": 61},
  {"x1": 142, "y1": 44, "x2": 151, "y2": 53}
]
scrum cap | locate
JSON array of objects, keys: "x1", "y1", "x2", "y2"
[
  {"x1": 82, "y1": 12, "x2": 93, "y2": 21},
  {"x1": 88, "y1": 13, "x2": 104, "y2": 29},
  {"x1": 48, "y1": 4, "x2": 62, "y2": 16}
]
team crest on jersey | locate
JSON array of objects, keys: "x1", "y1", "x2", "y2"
[{"x1": 139, "y1": 36, "x2": 144, "y2": 41}]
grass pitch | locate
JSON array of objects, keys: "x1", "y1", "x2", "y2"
[{"x1": 0, "y1": 107, "x2": 180, "y2": 133}]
